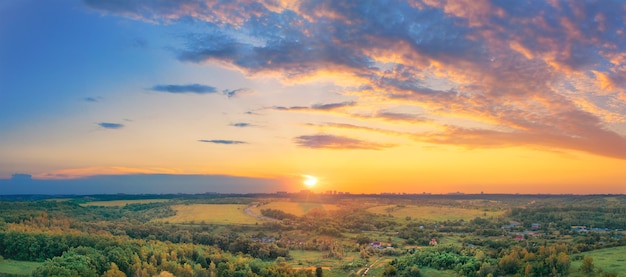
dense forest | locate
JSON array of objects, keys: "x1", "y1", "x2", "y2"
[{"x1": 0, "y1": 194, "x2": 624, "y2": 276}]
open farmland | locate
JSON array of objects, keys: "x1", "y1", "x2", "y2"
[
  {"x1": 367, "y1": 204, "x2": 504, "y2": 221},
  {"x1": 251, "y1": 201, "x2": 339, "y2": 217},
  {"x1": 82, "y1": 199, "x2": 170, "y2": 207},
  {"x1": 156, "y1": 204, "x2": 259, "y2": 224}
]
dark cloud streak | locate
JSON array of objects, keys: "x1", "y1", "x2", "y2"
[
  {"x1": 151, "y1": 84, "x2": 217, "y2": 94},
  {"x1": 98, "y1": 122, "x2": 124, "y2": 129},
  {"x1": 198, "y1": 139, "x2": 247, "y2": 144},
  {"x1": 271, "y1": 101, "x2": 356, "y2": 111}
]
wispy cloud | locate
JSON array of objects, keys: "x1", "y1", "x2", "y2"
[
  {"x1": 230, "y1": 122, "x2": 252, "y2": 128},
  {"x1": 151, "y1": 84, "x2": 217, "y2": 94},
  {"x1": 223, "y1": 88, "x2": 253, "y2": 98},
  {"x1": 294, "y1": 134, "x2": 394, "y2": 150},
  {"x1": 354, "y1": 111, "x2": 430, "y2": 123},
  {"x1": 84, "y1": 96, "x2": 102, "y2": 102},
  {"x1": 306, "y1": 122, "x2": 414, "y2": 138},
  {"x1": 98, "y1": 122, "x2": 124, "y2": 129},
  {"x1": 198, "y1": 139, "x2": 247, "y2": 145},
  {"x1": 271, "y1": 101, "x2": 356, "y2": 111}
]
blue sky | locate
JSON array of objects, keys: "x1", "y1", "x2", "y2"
[{"x1": 1, "y1": 0, "x2": 625, "y2": 194}]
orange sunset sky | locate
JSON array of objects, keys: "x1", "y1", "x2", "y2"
[{"x1": 1, "y1": 0, "x2": 625, "y2": 194}]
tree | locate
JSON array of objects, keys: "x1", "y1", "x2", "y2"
[
  {"x1": 555, "y1": 252, "x2": 570, "y2": 274},
  {"x1": 103, "y1": 263, "x2": 127, "y2": 277},
  {"x1": 32, "y1": 252, "x2": 98, "y2": 277},
  {"x1": 383, "y1": 265, "x2": 397, "y2": 276},
  {"x1": 499, "y1": 251, "x2": 521, "y2": 275},
  {"x1": 315, "y1": 266, "x2": 323, "y2": 277},
  {"x1": 404, "y1": 265, "x2": 421, "y2": 277},
  {"x1": 580, "y1": 256, "x2": 595, "y2": 276}
]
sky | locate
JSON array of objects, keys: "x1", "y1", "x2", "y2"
[{"x1": 1, "y1": 0, "x2": 625, "y2": 195}]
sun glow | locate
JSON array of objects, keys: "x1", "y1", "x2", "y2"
[{"x1": 303, "y1": 175, "x2": 318, "y2": 188}]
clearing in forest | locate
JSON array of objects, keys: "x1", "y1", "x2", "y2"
[
  {"x1": 0, "y1": 260, "x2": 42, "y2": 275},
  {"x1": 156, "y1": 204, "x2": 259, "y2": 225},
  {"x1": 366, "y1": 205, "x2": 503, "y2": 221},
  {"x1": 570, "y1": 246, "x2": 626, "y2": 275},
  {"x1": 251, "y1": 201, "x2": 339, "y2": 217},
  {"x1": 82, "y1": 199, "x2": 170, "y2": 207}
]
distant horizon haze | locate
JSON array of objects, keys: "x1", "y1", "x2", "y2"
[{"x1": 1, "y1": 173, "x2": 623, "y2": 195}]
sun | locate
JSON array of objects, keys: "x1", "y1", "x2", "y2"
[{"x1": 303, "y1": 175, "x2": 318, "y2": 188}]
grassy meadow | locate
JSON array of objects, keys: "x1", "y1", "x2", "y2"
[
  {"x1": 156, "y1": 204, "x2": 259, "y2": 224},
  {"x1": 367, "y1": 204, "x2": 504, "y2": 221},
  {"x1": 81, "y1": 199, "x2": 170, "y2": 207},
  {"x1": 251, "y1": 201, "x2": 339, "y2": 217},
  {"x1": 571, "y1": 246, "x2": 626, "y2": 274},
  {"x1": 0, "y1": 259, "x2": 42, "y2": 276}
]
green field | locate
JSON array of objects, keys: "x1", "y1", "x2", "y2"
[
  {"x1": 0, "y1": 259, "x2": 42, "y2": 276},
  {"x1": 571, "y1": 246, "x2": 626, "y2": 275},
  {"x1": 251, "y1": 201, "x2": 339, "y2": 217},
  {"x1": 82, "y1": 199, "x2": 170, "y2": 207},
  {"x1": 289, "y1": 250, "x2": 364, "y2": 277},
  {"x1": 156, "y1": 204, "x2": 259, "y2": 224},
  {"x1": 367, "y1": 205, "x2": 503, "y2": 221}
]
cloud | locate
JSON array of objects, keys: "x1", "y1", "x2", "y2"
[
  {"x1": 230, "y1": 122, "x2": 252, "y2": 127},
  {"x1": 419, "y1": 125, "x2": 626, "y2": 159},
  {"x1": 294, "y1": 134, "x2": 394, "y2": 150},
  {"x1": 271, "y1": 101, "x2": 356, "y2": 111},
  {"x1": 98, "y1": 122, "x2": 124, "y2": 129},
  {"x1": 312, "y1": 101, "x2": 356, "y2": 110},
  {"x1": 84, "y1": 96, "x2": 102, "y2": 102},
  {"x1": 198, "y1": 139, "x2": 247, "y2": 144},
  {"x1": 223, "y1": 88, "x2": 253, "y2": 98},
  {"x1": 86, "y1": 0, "x2": 626, "y2": 159},
  {"x1": 305, "y1": 122, "x2": 418, "y2": 140},
  {"x1": 11, "y1": 173, "x2": 32, "y2": 181},
  {"x1": 370, "y1": 111, "x2": 430, "y2": 123},
  {"x1": 151, "y1": 84, "x2": 217, "y2": 94}
]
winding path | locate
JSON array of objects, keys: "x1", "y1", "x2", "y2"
[{"x1": 244, "y1": 203, "x2": 280, "y2": 222}]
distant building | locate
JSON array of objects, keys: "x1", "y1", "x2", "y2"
[
  {"x1": 276, "y1": 191, "x2": 288, "y2": 195},
  {"x1": 531, "y1": 223, "x2": 540, "y2": 229}
]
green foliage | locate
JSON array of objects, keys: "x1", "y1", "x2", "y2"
[
  {"x1": 32, "y1": 251, "x2": 99, "y2": 277},
  {"x1": 383, "y1": 265, "x2": 397, "y2": 276},
  {"x1": 510, "y1": 197, "x2": 626, "y2": 230},
  {"x1": 261, "y1": 209, "x2": 298, "y2": 221},
  {"x1": 580, "y1": 256, "x2": 595, "y2": 275},
  {"x1": 1, "y1": 195, "x2": 625, "y2": 277},
  {"x1": 102, "y1": 262, "x2": 127, "y2": 277}
]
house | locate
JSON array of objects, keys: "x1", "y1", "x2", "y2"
[
  {"x1": 369, "y1": 241, "x2": 385, "y2": 249},
  {"x1": 531, "y1": 223, "x2": 540, "y2": 229},
  {"x1": 429, "y1": 238, "x2": 438, "y2": 246}
]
